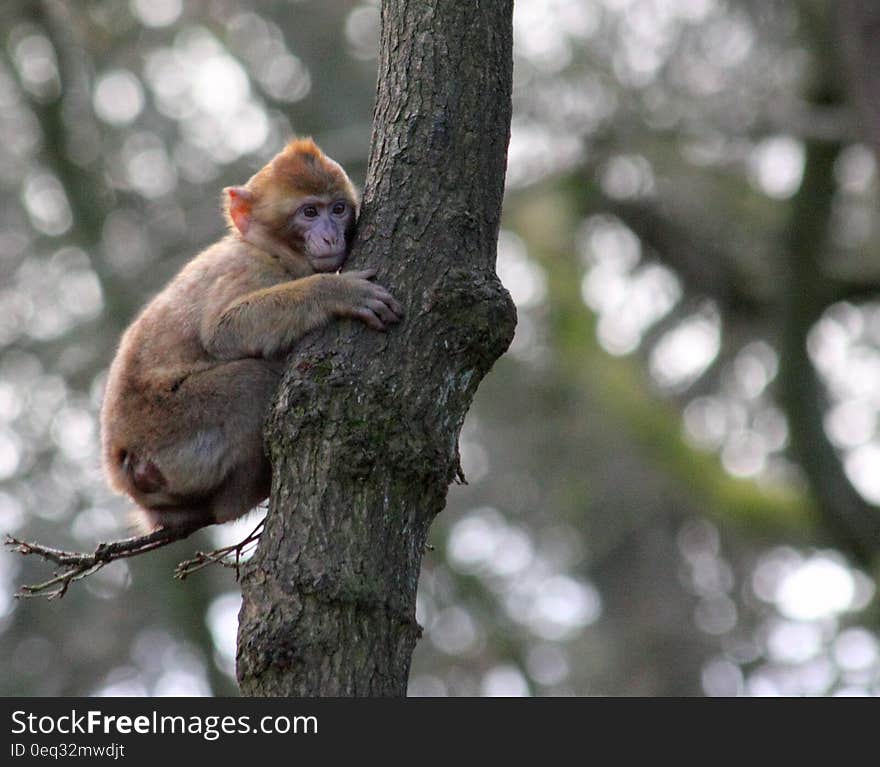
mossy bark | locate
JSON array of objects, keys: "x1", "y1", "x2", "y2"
[{"x1": 236, "y1": 0, "x2": 516, "y2": 696}]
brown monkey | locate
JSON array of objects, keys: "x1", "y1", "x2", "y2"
[{"x1": 100, "y1": 138, "x2": 403, "y2": 532}]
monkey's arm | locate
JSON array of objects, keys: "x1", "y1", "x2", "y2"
[{"x1": 202, "y1": 271, "x2": 402, "y2": 359}]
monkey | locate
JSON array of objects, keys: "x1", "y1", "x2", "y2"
[{"x1": 100, "y1": 137, "x2": 403, "y2": 533}]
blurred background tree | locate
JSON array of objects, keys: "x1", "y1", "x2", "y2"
[{"x1": 2, "y1": 0, "x2": 880, "y2": 697}]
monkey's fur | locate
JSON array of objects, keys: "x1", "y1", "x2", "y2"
[{"x1": 101, "y1": 138, "x2": 403, "y2": 532}]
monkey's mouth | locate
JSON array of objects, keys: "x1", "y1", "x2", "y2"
[{"x1": 310, "y1": 252, "x2": 347, "y2": 272}]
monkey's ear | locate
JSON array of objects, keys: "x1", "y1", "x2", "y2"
[{"x1": 224, "y1": 186, "x2": 253, "y2": 236}]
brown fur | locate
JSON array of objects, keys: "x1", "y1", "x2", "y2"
[{"x1": 101, "y1": 138, "x2": 402, "y2": 532}]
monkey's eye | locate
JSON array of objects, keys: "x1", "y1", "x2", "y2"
[
  {"x1": 332, "y1": 201, "x2": 347, "y2": 216},
  {"x1": 302, "y1": 205, "x2": 319, "y2": 219}
]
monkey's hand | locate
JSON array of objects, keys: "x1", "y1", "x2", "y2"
[{"x1": 336, "y1": 269, "x2": 405, "y2": 331}]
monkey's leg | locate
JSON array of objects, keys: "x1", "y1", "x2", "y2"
[
  {"x1": 136, "y1": 445, "x2": 270, "y2": 532},
  {"x1": 131, "y1": 360, "x2": 281, "y2": 530}
]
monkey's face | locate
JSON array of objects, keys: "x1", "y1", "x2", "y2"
[
  {"x1": 290, "y1": 196, "x2": 356, "y2": 273},
  {"x1": 226, "y1": 138, "x2": 360, "y2": 271}
]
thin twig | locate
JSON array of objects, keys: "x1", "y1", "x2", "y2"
[
  {"x1": 5, "y1": 524, "x2": 203, "y2": 600},
  {"x1": 174, "y1": 518, "x2": 266, "y2": 582}
]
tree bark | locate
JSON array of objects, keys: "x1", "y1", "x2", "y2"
[{"x1": 236, "y1": 0, "x2": 516, "y2": 696}]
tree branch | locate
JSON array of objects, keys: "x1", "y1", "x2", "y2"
[
  {"x1": 5, "y1": 526, "x2": 200, "y2": 599},
  {"x1": 776, "y1": 105, "x2": 880, "y2": 565},
  {"x1": 174, "y1": 518, "x2": 265, "y2": 581},
  {"x1": 603, "y1": 196, "x2": 766, "y2": 318},
  {"x1": 5, "y1": 517, "x2": 266, "y2": 599}
]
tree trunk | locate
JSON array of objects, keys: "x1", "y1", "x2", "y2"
[{"x1": 236, "y1": 0, "x2": 516, "y2": 696}]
